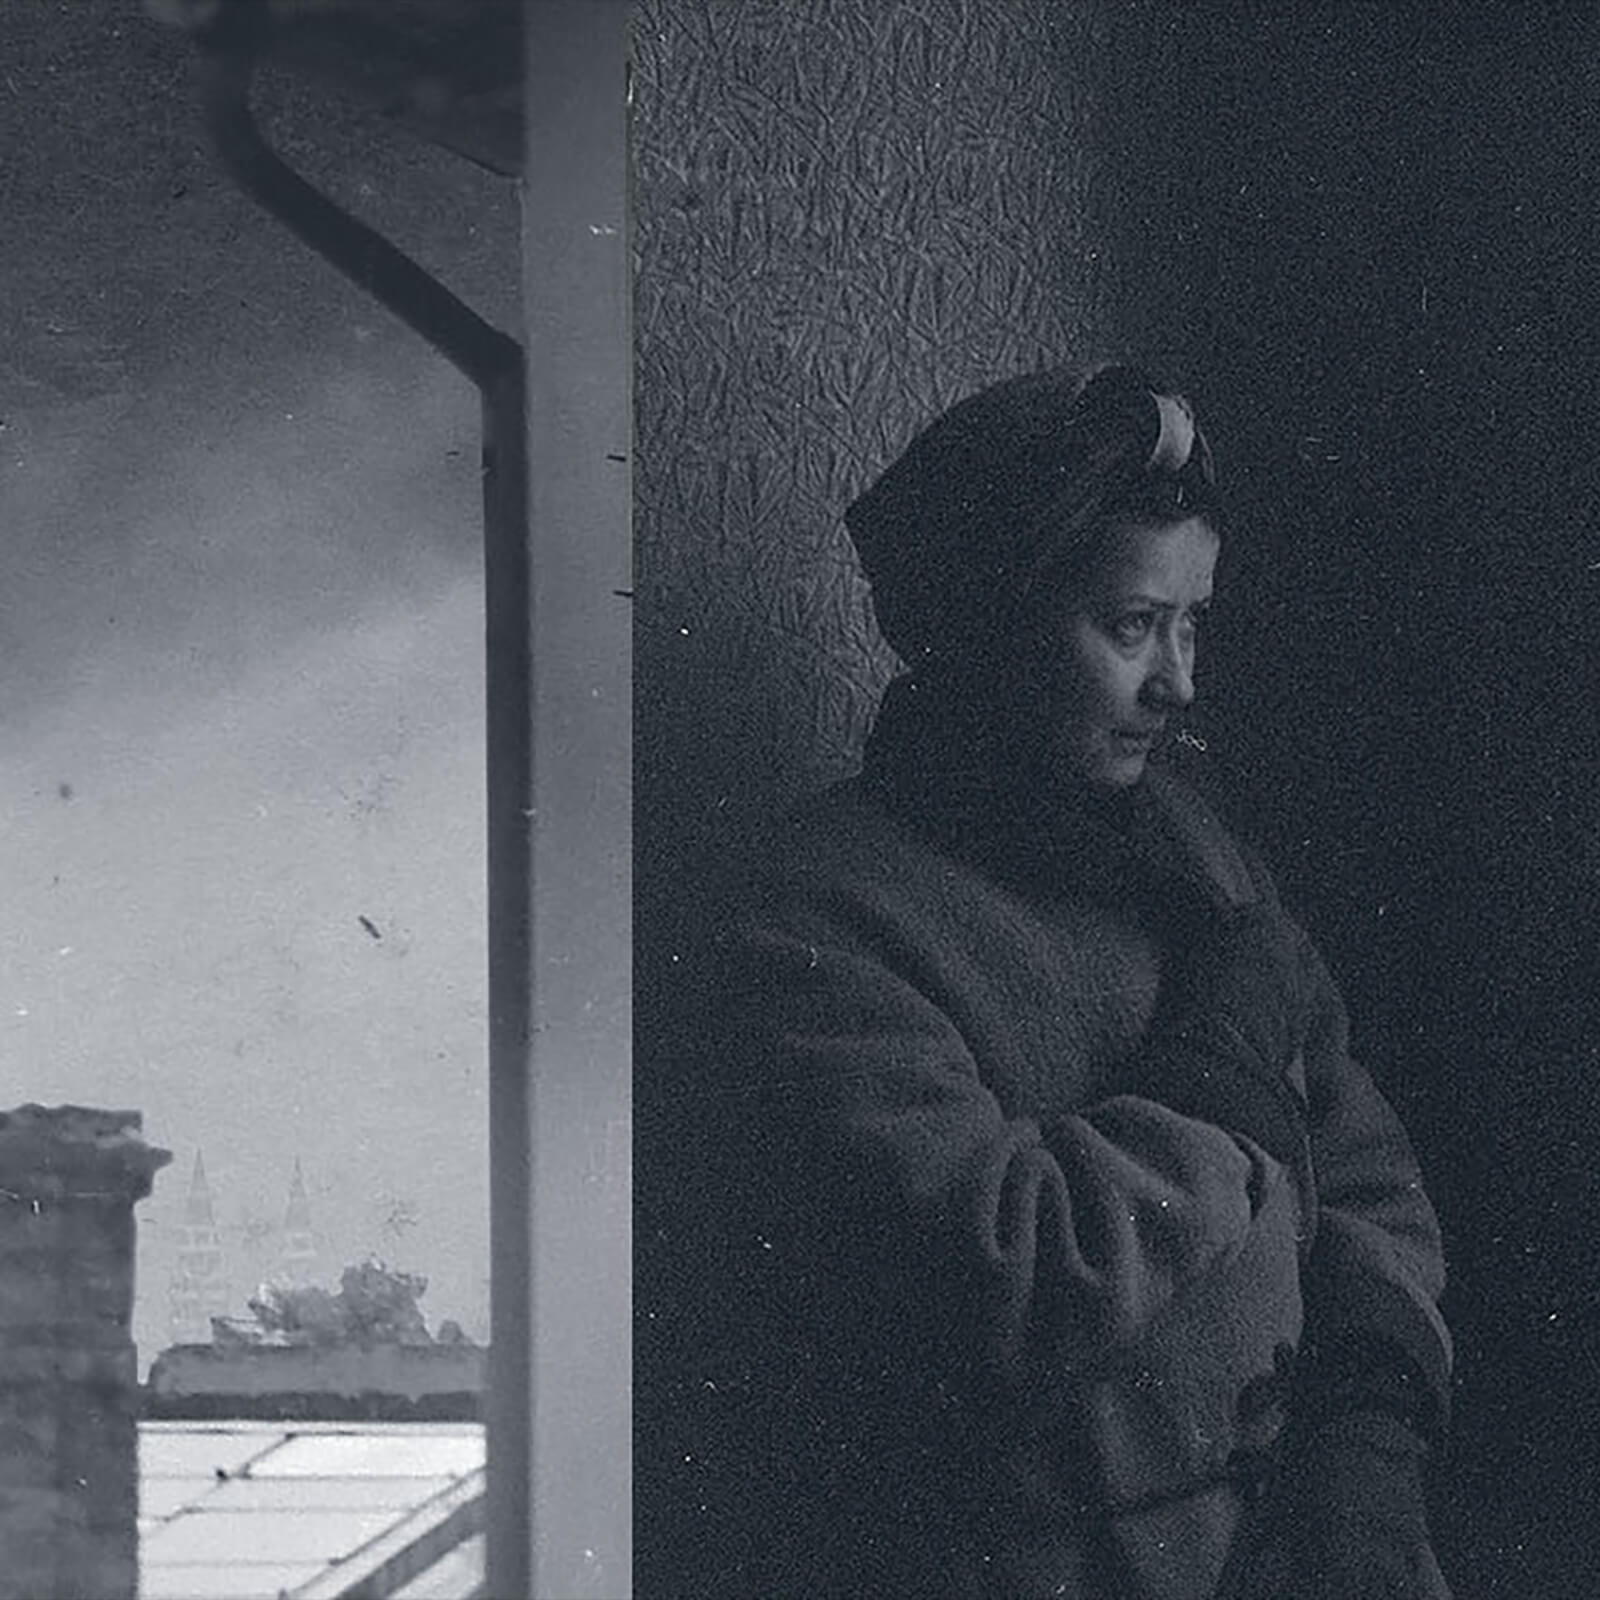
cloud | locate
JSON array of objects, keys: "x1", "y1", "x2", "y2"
[{"x1": 1, "y1": 343, "x2": 483, "y2": 733}]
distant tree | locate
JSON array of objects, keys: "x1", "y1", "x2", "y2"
[
  {"x1": 241, "y1": 1257, "x2": 435, "y2": 1346},
  {"x1": 246, "y1": 1283, "x2": 347, "y2": 1346},
  {"x1": 336, "y1": 1259, "x2": 433, "y2": 1344}
]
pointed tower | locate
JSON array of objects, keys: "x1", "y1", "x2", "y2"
[
  {"x1": 269, "y1": 1158, "x2": 320, "y2": 1291},
  {"x1": 167, "y1": 1151, "x2": 230, "y2": 1345}
]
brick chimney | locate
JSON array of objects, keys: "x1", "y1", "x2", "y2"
[{"x1": 0, "y1": 1104, "x2": 171, "y2": 1600}]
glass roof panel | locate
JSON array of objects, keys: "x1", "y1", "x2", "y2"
[
  {"x1": 139, "y1": 1426, "x2": 285, "y2": 1480},
  {"x1": 138, "y1": 1423, "x2": 485, "y2": 1599},
  {"x1": 138, "y1": 1558, "x2": 327, "y2": 1600},
  {"x1": 250, "y1": 1430, "x2": 484, "y2": 1479},
  {"x1": 206, "y1": 1473, "x2": 456, "y2": 1512},
  {"x1": 141, "y1": 1506, "x2": 401, "y2": 1564},
  {"x1": 140, "y1": 1475, "x2": 224, "y2": 1520}
]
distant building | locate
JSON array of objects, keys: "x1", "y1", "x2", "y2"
[
  {"x1": 145, "y1": 1341, "x2": 485, "y2": 1421},
  {"x1": 166, "y1": 1151, "x2": 230, "y2": 1346}
]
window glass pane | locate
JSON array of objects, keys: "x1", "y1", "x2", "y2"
[{"x1": 2, "y1": 6, "x2": 517, "y2": 1392}]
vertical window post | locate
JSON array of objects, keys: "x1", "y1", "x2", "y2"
[{"x1": 497, "y1": 5, "x2": 632, "y2": 1597}]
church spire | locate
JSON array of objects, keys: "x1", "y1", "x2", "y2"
[
  {"x1": 168, "y1": 1150, "x2": 230, "y2": 1345},
  {"x1": 184, "y1": 1149, "x2": 214, "y2": 1225},
  {"x1": 270, "y1": 1157, "x2": 319, "y2": 1290}
]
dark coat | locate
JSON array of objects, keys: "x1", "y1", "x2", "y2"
[{"x1": 640, "y1": 708, "x2": 1450, "y2": 1599}]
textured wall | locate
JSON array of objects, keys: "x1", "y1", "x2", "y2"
[{"x1": 633, "y1": 0, "x2": 1133, "y2": 884}]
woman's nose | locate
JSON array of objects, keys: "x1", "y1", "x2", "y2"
[{"x1": 1144, "y1": 632, "x2": 1195, "y2": 709}]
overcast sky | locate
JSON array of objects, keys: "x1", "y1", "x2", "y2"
[{"x1": 2, "y1": 0, "x2": 519, "y2": 1365}]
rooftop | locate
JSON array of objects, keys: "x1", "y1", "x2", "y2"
[{"x1": 138, "y1": 1420, "x2": 485, "y2": 1600}]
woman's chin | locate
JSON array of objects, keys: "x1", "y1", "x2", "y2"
[
  {"x1": 1041, "y1": 742, "x2": 1148, "y2": 797},
  {"x1": 1094, "y1": 757, "x2": 1148, "y2": 791}
]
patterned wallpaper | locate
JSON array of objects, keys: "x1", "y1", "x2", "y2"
[{"x1": 632, "y1": 0, "x2": 1125, "y2": 876}]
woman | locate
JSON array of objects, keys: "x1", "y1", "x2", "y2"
[{"x1": 647, "y1": 364, "x2": 1452, "y2": 1598}]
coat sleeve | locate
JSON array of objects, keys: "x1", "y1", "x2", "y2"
[
  {"x1": 708, "y1": 897, "x2": 1290, "y2": 1418},
  {"x1": 1292, "y1": 927, "x2": 1453, "y2": 1425}
]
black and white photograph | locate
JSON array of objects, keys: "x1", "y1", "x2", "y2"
[{"x1": 3, "y1": 3, "x2": 1598, "y2": 1597}]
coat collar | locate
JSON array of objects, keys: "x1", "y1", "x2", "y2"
[{"x1": 859, "y1": 675, "x2": 1258, "y2": 917}]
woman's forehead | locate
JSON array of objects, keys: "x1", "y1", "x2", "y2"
[{"x1": 1088, "y1": 517, "x2": 1220, "y2": 595}]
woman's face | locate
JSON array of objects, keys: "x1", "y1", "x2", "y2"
[{"x1": 1017, "y1": 516, "x2": 1220, "y2": 793}]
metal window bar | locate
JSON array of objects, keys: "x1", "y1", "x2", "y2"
[{"x1": 175, "y1": 18, "x2": 533, "y2": 1597}]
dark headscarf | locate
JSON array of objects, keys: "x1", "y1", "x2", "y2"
[{"x1": 845, "y1": 363, "x2": 1219, "y2": 672}]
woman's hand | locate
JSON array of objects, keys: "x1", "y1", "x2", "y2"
[
  {"x1": 1121, "y1": 901, "x2": 1311, "y2": 1168},
  {"x1": 1165, "y1": 900, "x2": 1308, "y2": 1076}
]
